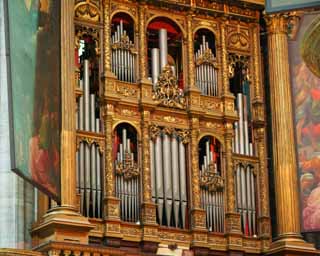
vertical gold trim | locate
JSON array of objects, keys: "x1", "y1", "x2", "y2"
[
  {"x1": 61, "y1": 0, "x2": 77, "y2": 207},
  {"x1": 138, "y1": 5, "x2": 146, "y2": 81},
  {"x1": 103, "y1": 0, "x2": 111, "y2": 73}
]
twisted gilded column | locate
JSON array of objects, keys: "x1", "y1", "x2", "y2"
[
  {"x1": 224, "y1": 123, "x2": 241, "y2": 237},
  {"x1": 103, "y1": 0, "x2": 111, "y2": 74},
  {"x1": 138, "y1": 4, "x2": 147, "y2": 81},
  {"x1": 187, "y1": 14, "x2": 196, "y2": 91},
  {"x1": 220, "y1": 23, "x2": 229, "y2": 96},
  {"x1": 265, "y1": 13, "x2": 317, "y2": 255}
]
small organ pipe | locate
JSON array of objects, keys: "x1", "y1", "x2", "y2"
[
  {"x1": 151, "y1": 48, "x2": 160, "y2": 88},
  {"x1": 155, "y1": 135, "x2": 164, "y2": 224},
  {"x1": 159, "y1": 29, "x2": 168, "y2": 70},
  {"x1": 163, "y1": 134, "x2": 173, "y2": 224},
  {"x1": 96, "y1": 119, "x2": 101, "y2": 218},
  {"x1": 171, "y1": 135, "x2": 180, "y2": 227},
  {"x1": 84, "y1": 60, "x2": 90, "y2": 131}
]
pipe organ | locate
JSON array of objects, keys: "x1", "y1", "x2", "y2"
[
  {"x1": 230, "y1": 56, "x2": 258, "y2": 237},
  {"x1": 199, "y1": 136, "x2": 224, "y2": 232},
  {"x1": 75, "y1": 30, "x2": 103, "y2": 218},
  {"x1": 150, "y1": 125, "x2": 189, "y2": 228},
  {"x1": 33, "y1": 1, "x2": 271, "y2": 255},
  {"x1": 195, "y1": 35, "x2": 219, "y2": 96},
  {"x1": 111, "y1": 19, "x2": 136, "y2": 83},
  {"x1": 114, "y1": 125, "x2": 140, "y2": 223}
]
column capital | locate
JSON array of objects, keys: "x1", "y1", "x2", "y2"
[
  {"x1": 265, "y1": 13, "x2": 289, "y2": 34},
  {"x1": 265, "y1": 12, "x2": 301, "y2": 36}
]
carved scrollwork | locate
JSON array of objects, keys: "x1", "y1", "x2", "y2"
[
  {"x1": 75, "y1": 26, "x2": 100, "y2": 55},
  {"x1": 75, "y1": 0, "x2": 101, "y2": 23},
  {"x1": 200, "y1": 163, "x2": 224, "y2": 192},
  {"x1": 228, "y1": 53, "x2": 250, "y2": 80},
  {"x1": 115, "y1": 152, "x2": 139, "y2": 180},
  {"x1": 196, "y1": 48, "x2": 218, "y2": 68},
  {"x1": 111, "y1": 34, "x2": 137, "y2": 54},
  {"x1": 233, "y1": 158, "x2": 258, "y2": 176},
  {"x1": 152, "y1": 65, "x2": 186, "y2": 109},
  {"x1": 149, "y1": 124, "x2": 190, "y2": 144},
  {"x1": 76, "y1": 132, "x2": 105, "y2": 153}
]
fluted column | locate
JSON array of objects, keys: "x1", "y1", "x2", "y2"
[
  {"x1": 31, "y1": 1, "x2": 94, "y2": 246},
  {"x1": 264, "y1": 13, "x2": 319, "y2": 256},
  {"x1": 266, "y1": 14, "x2": 300, "y2": 237},
  {"x1": 60, "y1": 0, "x2": 77, "y2": 208}
]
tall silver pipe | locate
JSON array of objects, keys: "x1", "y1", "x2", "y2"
[
  {"x1": 171, "y1": 135, "x2": 180, "y2": 227},
  {"x1": 151, "y1": 48, "x2": 160, "y2": 88},
  {"x1": 237, "y1": 93, "x2": 244, "y2": 154},
  {"x1": 234, "y1": 122, "x2": 239, "y2": 153},
  {"x1": 159, "y1": 29, "x2": 168, "y2": 70},
  {"x1": 163, "y1": 134, "x2": 173, "y2": 225},
  {"x1": 155, "y1": 135, "x2": 164, "y2": 224},
  {"x1": 150, "y1": 140, "x2": 156, "y2": 202},
  {"x1": 96, "y1": 119, "x2": 101, "y2": 218},
  {"x1": 79, "y1": 80, "x2": 84, "y2": 131},
  {"x1": 85, "y1": 143, "x2": 91, "y2": 216},
  {"x1": 79, "y1": 142, "x2": 85, "y2": 214},
  {"x1": 243, "y1": 96, "x2": 249, "y2": 155},
  {"x1": 246, "y1": 166, "x2": 252, "y2": 235},
  {"x1": 179, "y1": 140, "x2": 187, "y2": 228},
  {"x1": 84, "y1": 60, "x2": 90, "y2": 131},
  {"x1": 251, "y1": 170, "x2": 256, "y2": 235},
  {"x1": 240, "y1": 166, "x2": 247, "y2": 232}
]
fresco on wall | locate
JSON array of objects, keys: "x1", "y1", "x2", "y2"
[
  {"x1": 6, "y1": 0, "x2": 60, "y2": 200},
  {"x1": 289, "y1": 12, "x2": 320, "y2": 231}
]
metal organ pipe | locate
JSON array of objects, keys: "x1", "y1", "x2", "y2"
[
  {"x1": 199, "y1": 138, "x2": 224, "y2": 233},
  {"x1": 232, "y1": 83, "x2": 257, "y2": 236},
  {"x1": 195, "y1": 35, "x2": 218, "y2": 96},
  {"x1": 159, "y1": 29, "x2": 168, "y2": 70},
  {"x1": 76, "y1": 50, "x2": 102, "y2": 217},
  {"x1": 111, "y1": 20, "x2": 136, "y2": 83},
  {"x1": 115, "y1": 128, "x2": 139, "y2": 222},
  {"x1": 151, "y1": 48, "x2": 160, "y2": 88},
  {"x1": 150, "y1": 130, "x2": 188, "y2": 228}
]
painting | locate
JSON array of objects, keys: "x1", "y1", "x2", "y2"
[
  {"x1": 266, "y1": 0, "x2": 320, "y2": 13},
  {"x1": 289, "y1": 12, "x2": 320, "y2": 231},
  {"x1": 6, "y1": 0, "x2": 61, "y2": 200}
]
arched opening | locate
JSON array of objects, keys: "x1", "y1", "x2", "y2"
[
  {"x1": 111, "y1": 12, "x2": 136, "y2": 83},
  {"x1": 194, "y1": 29, "x2": 218, "y2": 96},
  {"x1": 229, "y1": 55, "x2": 254, "y2": 156},
  {"x1": 198, "y1": 135, "x2": 224, "y2": 232},
  {"x1": 147, "y1": 17, "x2": 184, "y2": 89},
  {"x1": 113, "y1": 123, "x2": 140, "y2": 223}
]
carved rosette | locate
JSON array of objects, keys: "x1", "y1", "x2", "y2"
[{"x1": 152, "y1": 65, "x2": 186, "y2": 109}]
